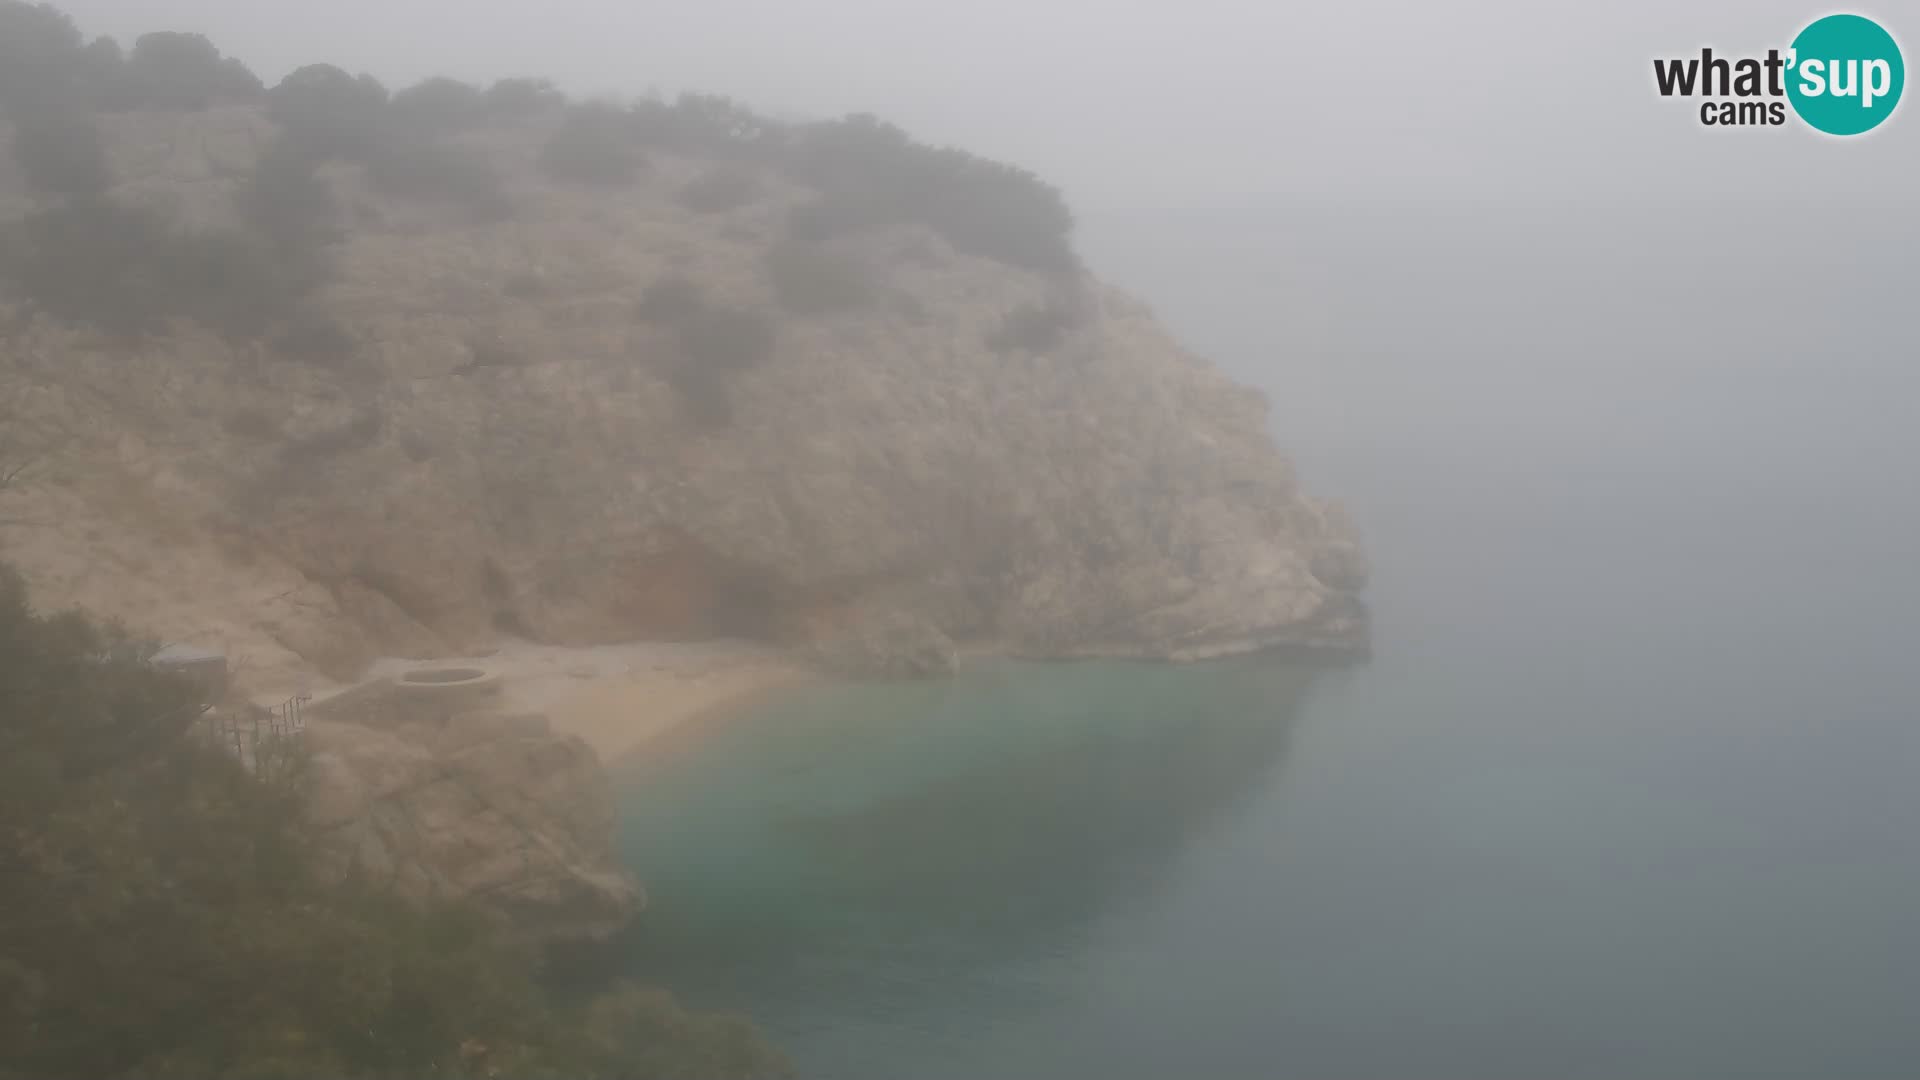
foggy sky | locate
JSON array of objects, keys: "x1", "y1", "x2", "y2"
[{"x1": 53, "y1": 0, "x2": 1916, "y2": 209}]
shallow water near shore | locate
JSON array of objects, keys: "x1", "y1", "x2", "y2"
[{"x1": 610, "y1": 656, "x2": 1322, "y2": 1075}]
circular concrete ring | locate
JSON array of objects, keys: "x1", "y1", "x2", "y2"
[{"x1": 395, "y1": 666, "x2": 500, "y2": 702}]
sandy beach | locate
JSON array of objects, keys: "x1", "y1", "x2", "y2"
[{"x1": 305, "y1": 639, "x2": 815, "y2": 763}]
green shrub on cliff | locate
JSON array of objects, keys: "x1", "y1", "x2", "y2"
[
  {"x1": 239, "y1": 140, "x2": 342, "y2": 253},
  {"x1": 629, "y1": 92, "x2": 787, "y2": 162},
  {"x1": 671, "y1": 305, "x2": 777, "y2": 426},
  {"x1": 540, "y1": 103, "x2": 646, "y2": 186},
  {"x1": 482, "y1": 76, "x2": 565, "y2": 118},
  {"x1": 364, "y1": 139, "x2": 510, "y2": 215},
  {"x1": 766, "y1": 237, "x2": 874, "y2": 314},
  {"x1": 0, "y1": 199, "x2": 309, "y2": 336},
  {"x1": 986, "y1": 290, "x2": 1087, "y2": 354},
  {"x1": 0, "y1": 1, "x2": 87, "y2": 110},
  {"x1": 266, "y1": 63, "x2": 391, "y2": 160},
  {"x1": 627, "y1": 278, "x2": 776, "y2": 426},
  {"x1": 389, "y1": 76, "x2": 484, "y2": 135},
  {"x1": 678, "y1": 166, "x2": 760, "y2": 213},
  {"x1": 265, "y1": 67, "x2": 507, "y2": 213},
  {"x1": 621, "y1": 94, "x2": 1077, "y2": 270},
  {"x1": 120, "y1": 30, "x2": 261, "y2": 110},
  {"x1": 787, "y1": 113, "x2": 1078, "y2": 272},
  {"x1": 1, "y1": 0, "x2": 1080, "y2": 301},
  {"x1": 0, "y1": 562, "x2": 790, "y2": 1079},
  {"x1": 8, "y1": 108, "x2": 112, "y2": 195}
]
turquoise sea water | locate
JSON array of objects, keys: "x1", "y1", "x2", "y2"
[
  {"x1": 614, "y1": 658, "x2": 1320, "y2": 1077},
  {"x1": 606, "y1": 203, "x2": 1920, "y2": 1078}
]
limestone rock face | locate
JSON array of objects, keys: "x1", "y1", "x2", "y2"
[
  {"x1": 0, "y1": 106, "x2": 1368, "y2": 697},
  {"x1": 806, "y1": 603, "x2": 959, "y2": 679},
  {"x1": 301, "y1": 678, "x2": 641, "y2": 943}
]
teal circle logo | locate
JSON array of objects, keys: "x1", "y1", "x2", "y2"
[{"x1": 1787, "y1": 14, "x2": 1905, "y2": 135}]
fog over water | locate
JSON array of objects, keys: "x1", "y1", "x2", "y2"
[
  {"x1": 606, "y1": 199, "x2": 1920, "y2": 1078},
  {"x1": 47, "y1": 0, "x2": 1917, "y2": 1075}
]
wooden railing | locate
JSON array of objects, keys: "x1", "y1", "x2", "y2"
[{"x1": 199, "y1": 693, "x2": 311, "y2": 778}]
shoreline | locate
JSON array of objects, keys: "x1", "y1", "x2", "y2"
[
  {"x1": 299, "y1": 638, "x2": 819, "y2": 764},
  {"x1": 535, "y1": 652, "x2": 819, "y2": 766},
  {"x1": 287, "y1": 634, "x2": 1359, "y2": 766}
]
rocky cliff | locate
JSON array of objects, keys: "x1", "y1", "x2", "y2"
[
  {"x1": 0, "y1": 103, "x2": 1366, "y2": 695},
  {"x1": 300, "y1": 674, "x2": 641, "y2": 942}
]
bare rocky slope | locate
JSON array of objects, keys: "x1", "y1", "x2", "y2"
[
  {"x1": 301, "y1": 674, "x2": 641, "y2": 942},
  {"x1": 0, "y1": 104, "x2": 1366, "y2": 695}
]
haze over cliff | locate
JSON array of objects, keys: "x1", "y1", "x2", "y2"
[{"x1": 0, "y1": 7, "x2": 1366, "y2": 699}]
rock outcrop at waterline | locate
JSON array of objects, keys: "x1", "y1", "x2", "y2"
[
  {"x1": 300, "y1": 675, "x2": 642, "y2": 942},
  {"x1": 0, "y1": 105, "x2": 1367, "y2": 696}
]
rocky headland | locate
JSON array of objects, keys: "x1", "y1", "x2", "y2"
[{"x1": 0, "y1": 47, "x2": 1366, "y2": 943}]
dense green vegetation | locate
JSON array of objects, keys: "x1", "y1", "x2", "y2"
[
  {"x1": 0, "y1": 562, "x2": 789, "y2": 1079},
  {"x1": 0, "y1": 4, "x2": 258, "y2": 114},
  {"x1": 540, "y1": 103, "x2": 647, "y2": 186},
  {"x1": 986, "y1": 291, "x2": 1087, "y2": 354},
  {"x1": 2, "y1": 198, "x2": 311, "y2": 336},
  {"x1": 677, "y1": 166, "x2": 760, "y2": 214},
  {"x1": 0, "y1": 0, "x2": 1076, "y2": 334},
  {"x1": 0, "y1": 0, "x2": 1084, "y2": 421},
  {"x1": 633, "y1": 275, "x2": 777, "y2": 426},
  {"x1": 9, "y1": 109, "x2": 111, "y2": 195},
  {"x1": 765, "y1": 238, "x2": 875, "y2": 315}
]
